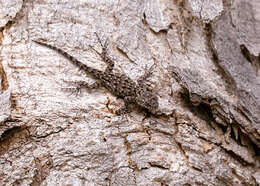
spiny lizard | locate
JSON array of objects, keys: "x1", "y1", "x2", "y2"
[{"x1": 33, "y1": 34, "x2": 158, "y2": 115}]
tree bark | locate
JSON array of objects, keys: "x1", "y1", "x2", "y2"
[{"x1": 0, "y1": 0, "x2": 259, "y2": 185}]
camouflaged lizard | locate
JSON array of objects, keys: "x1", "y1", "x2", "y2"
[{"x1": 33, "y1": 34, "x2": 158, "y2": 115}]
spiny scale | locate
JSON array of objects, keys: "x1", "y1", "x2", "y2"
[{"x1": 33, "y1": 38, "x2": 159, "y2": 115}]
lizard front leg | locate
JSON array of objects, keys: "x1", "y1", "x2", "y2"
[
  {"x1": 115, "y1": 96, "x2": 136, "y2": 115},
  {"x1": 64, "y1": 81, "x2": 101, "y2": 95}
]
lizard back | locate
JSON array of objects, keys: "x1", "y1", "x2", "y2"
[{"x1": 97, "y1": 72, "x2": 137, "y2": 98}]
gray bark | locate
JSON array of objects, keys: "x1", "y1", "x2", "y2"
[{"x1": 0, "y1": 0, "x2": 259, "y2": 185}]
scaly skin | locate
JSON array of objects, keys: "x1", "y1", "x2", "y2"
[{"x1": 33, "y1": 34, "x2": 158, "y2": 114}]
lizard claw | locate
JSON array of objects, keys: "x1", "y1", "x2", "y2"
[{"x1": 61, "y1": 86, "x2": 81, "y2": 96}]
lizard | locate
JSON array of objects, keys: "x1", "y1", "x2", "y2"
[{"x1": 33, "y1": 34, "x2": 159, "y2": 115}]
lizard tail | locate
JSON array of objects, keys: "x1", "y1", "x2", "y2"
[{"x1": 33, "y1": 40, "x2": 97, "y2": 74}]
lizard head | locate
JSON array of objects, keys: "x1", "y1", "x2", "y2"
[{"x1": 136, "y1": 91, "x2": 159, "y2": 111}]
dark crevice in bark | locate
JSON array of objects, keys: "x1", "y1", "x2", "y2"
[
  {"x1": 204, "y1": 23, "x2": 237, "y2": 95},
  {"x1": 122, "y1": 136, "x2": 138, "y2": 172},
  {"x1": 179, "y1": 89, "x2": 259, "y2": 160},
  {"x1": 148, "y1": 162, "x2": 169, "y2": 170},
  {"x1": 202, "y1": 21, "x2": 259, "y2": 158},
  {"x1": 252, "y1": 142, "x2": 259, "y2": 157},
  {"x1": 31, "y1": 128, "x2": 65, "y2": 139},
  {"x1": 240, "y1": 44, "x2": 260, "y2": 74},
  {"x1": 180, "y1": 92, "x2": 214, "y2": 124},
  {"x1": 0, "y1": 126, "x2": 30, "y2": 156},
  {"x1": 173, "y1": 65, "x2": 258, "y2": 159},
  {"x1": 0, "y1": 61, "x2": 9, "y2": 91},
  {"x1": 0, "y1": 126, "x2": 22, "y2": 141}
]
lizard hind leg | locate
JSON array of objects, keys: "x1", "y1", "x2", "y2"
[
  {"x1": 63, "y1": 81, "x2": 101, "y2": 96},
  {"x1": 115, "y1": 96, "x2": 135, "y2": 115},
  {"x1": 115, "y1": 107, "x2": 130, "y2": 115}
]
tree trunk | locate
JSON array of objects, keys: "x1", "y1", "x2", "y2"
[{"x1": 0, "y1": 0, "x2": 259, "y2": 185}]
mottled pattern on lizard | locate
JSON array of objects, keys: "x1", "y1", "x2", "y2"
[{"x1": 33, "y1": 34, "x2": 158, "y2": 115}]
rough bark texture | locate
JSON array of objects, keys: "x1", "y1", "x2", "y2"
[{"x1": 0, "y1": 0, "x2": 259, "y2": 185}]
